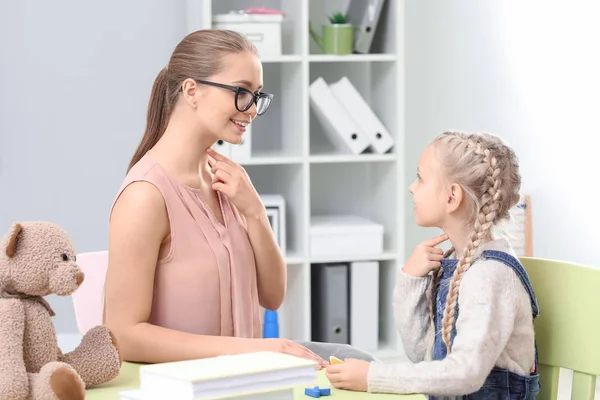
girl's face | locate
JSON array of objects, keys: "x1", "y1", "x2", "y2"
[
  {"x1": 408, "y1": 144, "x2": 450, "y2": 228},
  {"x1": 195, "y1": 51, "x2": 264, "y2": 145}
]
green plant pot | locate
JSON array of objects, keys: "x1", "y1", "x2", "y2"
[{"x1": 313, "y1": 24, "x2": 354, "y2": 55}]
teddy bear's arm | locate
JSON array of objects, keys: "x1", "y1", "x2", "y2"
[
  {"x1": 0, "y1": 299, "x2": 29, "y2": 399},
  {"x1": 60, "y1": 326, "x2": 122, "y2": 388}
]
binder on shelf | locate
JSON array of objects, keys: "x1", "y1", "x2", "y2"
[
  {"x1": 349, "y1": 261, "x2": 379, "y2": 352},
  {"x1": 311, "y1": 263, "x2": 349, "y2": 344},
  {"x1": 231, "y1": 124, "x2": 252, "y2": 162},
  {"x1": 346, "y1": 0, "x2": 387, "y2": 54},
  {"x1": 309, "y1": 77, "x2": 371, "y2": 155},
  {"x1": 329, "y1": 77, "x2": 394, "y2": 154},
  {"x1": 212, "y1": 139, "x2": 231, "y2": 158}
]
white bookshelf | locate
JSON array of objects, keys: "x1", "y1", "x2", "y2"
[{"x1": 188, "y1": 0, "x2": 405, "y2": 361}]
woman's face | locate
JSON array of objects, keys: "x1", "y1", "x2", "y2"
[{"x1": 195, "y1": 51, "x2": 264, "y2": 145}]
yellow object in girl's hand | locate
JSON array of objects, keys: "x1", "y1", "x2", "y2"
[{"x1": 329, "y1": 356, "x2": 344, "y2": 365}]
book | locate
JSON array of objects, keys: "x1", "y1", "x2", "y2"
[
  {"x1": 119, "y1": 387, "x2": 295, "y2": 400},
  {"x1": 137, "y1": 351, "x2": 317, "y2": 400}
]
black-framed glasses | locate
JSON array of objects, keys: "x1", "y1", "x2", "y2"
[{"x1": 194, "y1": 80, "x2": 273, "y2": 116}]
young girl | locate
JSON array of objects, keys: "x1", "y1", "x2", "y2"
[{"x1": 325, "y1": 132, "x2": 541, "y2": 399}]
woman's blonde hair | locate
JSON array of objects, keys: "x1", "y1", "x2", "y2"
[
  {"x1": 427, "y1": 131, "x2": 522, "y2": 353},
  {"x1": 128, "y1": 29, "x2": 257, "y2": 173}
]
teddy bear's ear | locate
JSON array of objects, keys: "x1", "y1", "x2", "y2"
[{"x1": 4, "y1": 223, "x2": 23, "y2": 258}]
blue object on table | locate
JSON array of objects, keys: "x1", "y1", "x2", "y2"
[
  {"x1": 305, "y1": 386, "x2": 330, "y2": 397},
  {"x1": 318, "y1": 387, "x2": 331, "y2": 396},
  {"x1": 263, "y1": 309, "x2": 279, "y2": 338}
]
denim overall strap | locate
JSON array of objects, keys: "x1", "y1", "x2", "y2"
[{"x1": 480, "y1": 250, "x2": 540, "y2": 318}]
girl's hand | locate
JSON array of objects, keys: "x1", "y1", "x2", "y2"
[
  {"x1": 325, "y1": 358, "x2": 370, "y2": 391},
  {"x1": 206, "y1": 148, "x2": 264, "y2": 219},
  {"x1": 403, "y1": 233, "x2": 448, "y2": 277}
]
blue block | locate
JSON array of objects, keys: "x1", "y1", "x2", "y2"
[
  {"x1": 318, "y1": 387, "x2": 331, "y2": 396},
  {"x1": 304, "y1": 387, "x2": 320, "y2": 398}
]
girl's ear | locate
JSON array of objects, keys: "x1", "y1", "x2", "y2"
[{"x1": 447, "y1": 183, "x2": 463, "y2": 213}]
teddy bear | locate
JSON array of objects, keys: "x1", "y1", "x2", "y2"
[{"x1": 0, "y1": 221, "x2": 122, "y2": 400}]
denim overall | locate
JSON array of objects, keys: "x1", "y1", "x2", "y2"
[{"x1": 430, "y1": 250, "x2": 541, "y2": 400}]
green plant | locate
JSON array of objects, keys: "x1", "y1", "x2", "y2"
[{"x1": 328, "y1": 12, "x2": 349, "y2": 24}]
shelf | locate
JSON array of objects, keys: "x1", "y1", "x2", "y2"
[
  {"x1": 309, "y1": 153, "x2": 396, "y2": 164},
  {"x1": 245, "y1": 164, "x2": 305, "y2": 258},
  {"x1": 310, "y1": 251, "x2": 396, "y2": 264},
  {"x1": 260, "y1": 55, "x2": 304, "y2": 63},
  {"x1": 308, "y1": 54, "x2": 397, "y2": 63},
  {"x1": 285, "y1": 252, "x2": 305, "y2": 265},
  {"x1": 310, "y1": 162, "x2": 399, "y2": 255},
  {"x1": 309, "y1": 62, "x2": 398, "y2": 156},
  {"x1": 250, "y1": 62, "x2": 304, "y2": 158},
  {"x1": 239, "y1": 155, "x2": 304, "y2": 166},
  {"x1": 203, "y1": 0, "x2": 403, "y2": 349}
]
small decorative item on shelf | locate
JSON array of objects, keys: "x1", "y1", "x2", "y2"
[
  {"x1": 309, "y1": 12, "x2": 354, "y2": 55},
  {"x1": 260, "y1": 194, "x2": 286, "y2": 256}
]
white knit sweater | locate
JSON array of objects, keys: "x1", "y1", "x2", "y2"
[{"x1": 367, "y1": 239, "x2": 536, "y2": 398}]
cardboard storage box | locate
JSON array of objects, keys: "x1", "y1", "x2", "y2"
[
  {"x1": 213, "y1": 12, "x2": 283, "y2": 58},
  {"x1": 310, "y1": 215, "x2": 384, "y2": 257}
]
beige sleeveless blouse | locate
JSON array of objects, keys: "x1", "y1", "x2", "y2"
[{"x1": 111, "y1": 154, "x2": 261, "y2": 338}]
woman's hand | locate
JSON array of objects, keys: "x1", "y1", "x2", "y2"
[
  {"x1": 206, "y1": 148, "x2": 264, "y2": 219},
  {"x1": 403, "y1": 233, "x2": 448, "y2": 277},
  {"x1": 257, "y1": 338, "x2": 328, "y2": 370},
  {"x1": 325, "y1": 358, "x2": 370, "y2": 391}
]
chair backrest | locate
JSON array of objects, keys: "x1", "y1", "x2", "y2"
[
  {"x1": 520, "y1": 257, "x2": 600, "y2": 400},
  {"x1": 71, "y1": 250, "x2": 108, "y2": 335}
]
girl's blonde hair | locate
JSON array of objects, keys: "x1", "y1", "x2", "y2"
[{"x1": 427, "y1": 131, "x2": 522, "y2": 354}]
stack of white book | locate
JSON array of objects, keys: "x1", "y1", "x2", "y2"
[{"x1": 119, "y1": 351, "x2": 317, "y2": 400}]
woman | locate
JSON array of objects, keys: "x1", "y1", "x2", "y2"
[
  {"x1": 104, "y1": 29, "x2": 325, "y2": 365},
  {"x1": 104, "y1": 29, "x2": 377, "y2": 367}
]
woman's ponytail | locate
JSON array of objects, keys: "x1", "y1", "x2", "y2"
[{"x1": 127, "y1": 67, "x2": 170, "y2": 173}]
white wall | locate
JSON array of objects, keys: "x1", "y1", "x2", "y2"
[
  {"x1": 404, "y1": 0, "x2": 600, "y2": 269},
  {"x1": 0, "y1": 0, "x2": 187, "y2": 334}
]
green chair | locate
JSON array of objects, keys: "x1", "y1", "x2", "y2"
[{"x1": 520, "y1": 257, "x2": 600, "y2": 400}]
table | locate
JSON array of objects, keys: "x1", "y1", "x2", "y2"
[{"x1": 85, "y1": 362, "x2": 426, "y2": 399}]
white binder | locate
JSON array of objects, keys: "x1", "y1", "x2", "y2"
[
  {"x1": 349, "y1": 261, "x2": 379, "y2": 352},
  {"x1": 309, "y1": 77, "x2": 371, "y2": 155},
  {"x1": 231, "y1": 123, "x2": 252, "y2": 162},
  {"x1": 329, "y1": 77, "x2": 394, "y2": 154}
]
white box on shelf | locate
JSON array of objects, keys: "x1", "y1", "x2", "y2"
[
  {"x1": 213, "y1": 12, "x2": 283, "y2": 58},
  {"x1": 309, "y1": 215, "x2": 384, "y2": 257},
  {"x1": 260, "y1": 194, "x2": 286, "y2": 256},
  {"x1": 231, "y1": 123, "x2": 252, "y2": 162}
]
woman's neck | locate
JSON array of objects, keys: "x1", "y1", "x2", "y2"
[{"x1": 150, "y1": 111, "x2": 215, "y2": 178}]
